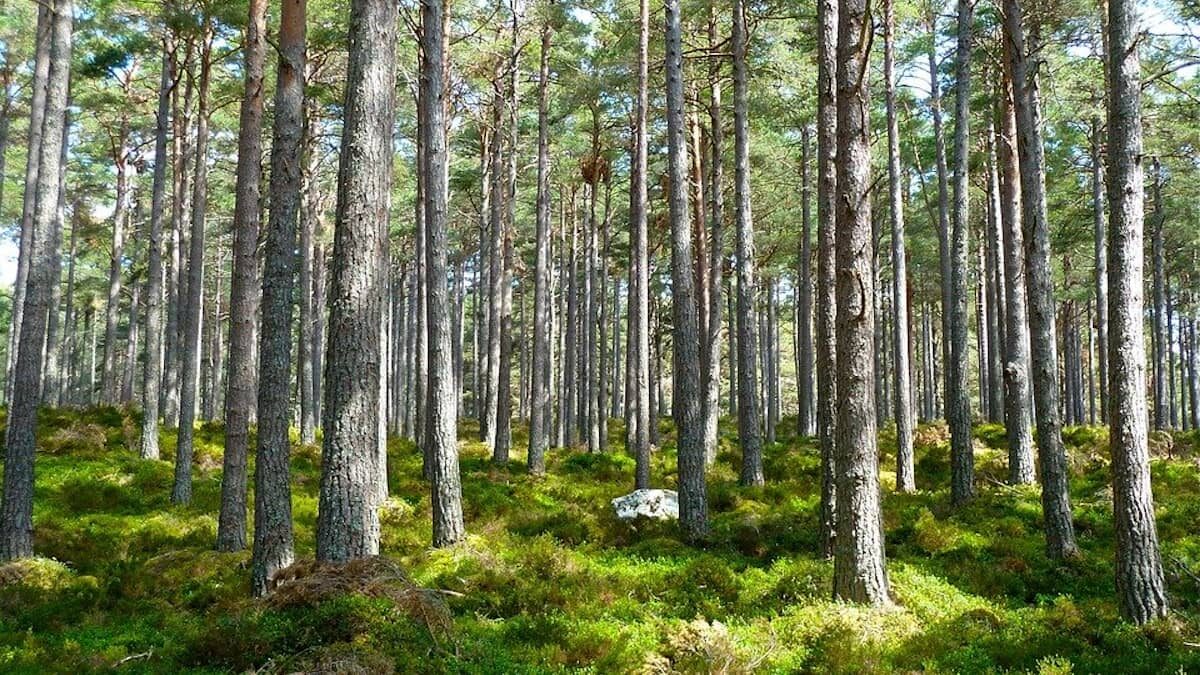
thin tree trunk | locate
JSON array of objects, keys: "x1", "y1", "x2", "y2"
[
  {"x1": 298, "y1": 90, "x2": 320, "y2": 444},
  {"x1": 1003, "y1": 0, "x2": 1078, "y2": 558},
  {"x1": 421, "y1": 0, "x2": 466, "y2": 547},
  {"x1": 946, "y1": 0, "x2": 975, "y2": 507},
  {"x1": 140, "y1": 37, "x2": 174, "y2": 460},
  {"x1": 797, "y1": 124, "x2": 814, "y2": 436},
  {"x1": 528, "y1": 13, "x2": 553, "y2": 474},
  {"x1": 42, "y1": 111, "x2": 68, "y2": 406},
  {"x1": 1090, "y1": 120, "x2": 1108, "y2": 423},
  {"x1": 102, "y1": 121, "x2": 131, "y2": 405},
  {"x1": 733, "y1": 0, "x2": 763, "y2": 487},
  {"x1": 249, "y1": 0, "x2": 303, "y2": 595},
  {"x1": 815, "y1": 0, "x2": 838, "y2": 559},
  {"x1": 218, "y1": 0, "x2": 267, "y2": 552},
  {"x1": 997, "y1": 72, "x2": 1036, "y2": 485},
  {"x1": 172, "y1": 28, "x2": 213, "y2": 505},
  {"x1": 666, "y1": 0, "x2": 708, "y2": 541},
  {"x1": 885, "y1": 0, "x2": 914, "y2": 493},
  {"x1": 630, "y1": 0, "x2": 651, "y2": 488}
]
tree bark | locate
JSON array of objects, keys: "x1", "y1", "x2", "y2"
[
  {"x1": 666, "y1": 0, "x2": 708, "y2": 541},
  {"x1": 884, "y1": 0, "x2": 914, "y2": 493},
  {"x1": 217, "y1": 0, "x2": 267, "y2": 552},
  {"x1": 316, "y1": 0, "x2": 397, "y2": 560},
  {"x1": 1002, "y1": 0, "x2": 1078, "y2": 558},
  {"x1": 946, "y1": 0, "x2": 975, "y2": 507},
  {"x1": 421, "y1": 0, "x2": 467, "y2": 547},
  {"x1": 629, "y1": 0, "x2": 651, "y2": 488},
  {"x1": 700, "y1": 9, "x2": 724, "y2": 461},
  {"x1": 733, "y1": 0, "x2": 764, "y2": 487},
  {"x1": 251, "y1": 0, "x2": 304, "y2": 594},
  {"x1": 815, "y1": 0, "x2": 838, "y2": 559},
  {"x1": 996, "y1": 72, "x2": 1036, "y2": 485},
  {"x1": 42, "y1": 110, "x2": 68, "y2": 406},
  {"x1": 1087, "y1": 121, "x2": 1108, "y2": 424},
  {"x1": 298, "y1": 92, "x2": 321, "y2": 444},
  {"x1": 172, "y1": 28, "x2": 213, "y2": 505},
  {"x1": 140, "y1": 38, "x2": 174, "y2": 461},
  {"x1": 6, "y1": 2, "x2": 51, "y2": 404},
  {"x1": 528, "y1": 13, "x2": 554, "y2": 473},
  {"x1": 1106, "y1": 0, "x2": 1168, "y2": 624},
  {"x1": 1150, "y1": 158, "x2": 1166, "y2": 430},
  {"x1": 833, "y1": 0, "x2": 889, "y2": 606},
  {"x1": 0, "y1": 0, "x2": 71, "y2": 560},
  {"x1": 797, "y1": 124, "x2": 814, "y2": 437}
]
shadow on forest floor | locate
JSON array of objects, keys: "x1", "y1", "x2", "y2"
[{"x1": 1, "y1": 406, "x2": 1199, "y2": 672}]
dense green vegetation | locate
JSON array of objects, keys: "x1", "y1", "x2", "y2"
[{"x1": 2, "y1": 410, "x2": 1199, "y2": 673}]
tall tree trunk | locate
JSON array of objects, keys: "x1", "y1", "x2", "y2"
[
  {"x1": 59, "y1": 200, "x2": 78, "y2": 406},
  {"x1": 629, "y1": 0, "x2": 651, "y2": 488},
  {"x1": 421, "y1": 0, "x2": 467, "y2": 547},
  {"x1": 885, "y1": 0, "x2": 914, "y2": 493},
  {"x1": 218, "y1": 0, "x2": 267, "y2": 553},
  {"x1": 1106, "y1": 0, "x2": 1168, "y2": 624},
  {"x1": 42, "y1": 110, "x2": 68, "y2": 406},
  {"x1": 120, "y1": 283, "x2": 140, "y2": 403},
  {"x1": 984, "y1": 132, "x2": 1006, "y2": 423},
  {"x1": 528, "y1": 12, "x2": 553, "y2": 474},
  {"x1": 140, "y1": 37, "x2": 174, "y2": 461},
  {"x1": 815, "y1": 0, "x2": 838, "y2": 558},
  {"x1": 172, "y1": 28, "x2": 213, "y2": 506},
  {"x1": 797, "y1": 124, "x2": 814, "y2": 436},
  {"x1": 702, "y1": 6, "x2": 725, "y2": 462},
  {"x1": 946, "y1": 0, "x2": 975, "y2": 506},
  {"x1": 316, "y1": 0, "x2": 396, "y2": 560},
  {"x1": 1150, "y1": 158, "x2": 1166, "y2": 430},
  {"x1": 6, "y1": 2, "x2": 51, "y2": 404},
  {"x1": 666, "y1": 0, "x2": 708, "y2": 541},
  {"x1": 483, "y1": 97, "x2": 503, "y2": 450},
  {"x1": 1003, "y1": 0, "x2": 1078, "y2": 559},
  {"x1": 102, "y1": 117, "x2": 131, "y2": 406},
  {"x1": 833, "y1": 0, "x2": 889, "y2": 606},
  {"x1": 163, "y1": 43, "x2": 192, "y2": 427},
  {"x1": 1090, "y1": 120, "x2": 1108, "y2": 423},
  {"x1": 997, "y1": 73, "x2": 1036, "y2": 485},
  {"x1": 298, "y1": 93, "x2": 320, "y2": 444},
  {"x1": 496, "y1": 6, "x2": 519, "y2": 461},
  {"x1": 0, "y1": 0, "x2": 71, "y2": 560},
  {"x1": 733, "y1": 0, "x2": 764, "y2": 487},
  {"x1": 252, "y1": 0, "x2": 304, "y2": 594}
]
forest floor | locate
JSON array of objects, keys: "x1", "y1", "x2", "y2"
[{"x1": 1, "y1": 408, "x2": 1200, "y2": 673}]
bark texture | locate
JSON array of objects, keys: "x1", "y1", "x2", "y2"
[
  {"x1": 832, "y1": 0, "x2": 889, "y2": 606},
  {"x1": 422, "y1": 0, "x2": 467, "y2": 547},
  {"x1": 218, "y1": 0, "x2": 267, "y2": 553},
  {"x1": 316, "y1": 0, "x2": 397, "y2": 561},
  {"x1": 815, "y1": 0, "x2": 838, "y2": 559},
  {"x1": 666, "y1": 0, "x2": 708, "y2": 541},
  {"x1": 733, "y1": 0, "x2": 763, "y2": 487},
  {"x1": 252, "y1": 0, "x2": 304, "y2": 595},
  {"x1": 884, "y1": 0, "x2": 914, "y2": 493},
  {"x1": 1106, "y1": 0, "x2": 1168, "y2": 624},
  {"x1": 1002, "y1": 0, "x2": 1078, "y2": 559},
  {"x1": 0, "y1": 0, "x2": 71, "y2": 559}
]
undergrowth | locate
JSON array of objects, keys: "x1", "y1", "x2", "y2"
[{"x1": 0, "y1": 406, "x2": 1198, "y2": 673}]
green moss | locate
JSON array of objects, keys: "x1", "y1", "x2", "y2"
[{"x1": 2, "y1": 410, "x2": 1199, "y2": 672}]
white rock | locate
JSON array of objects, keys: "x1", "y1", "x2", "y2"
[{"x1": 611, "y1": 489, "x2": 679, "y2": 521}]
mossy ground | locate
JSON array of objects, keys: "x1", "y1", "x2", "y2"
[{"x1": 1, "y1": 407, "x2": 1200, "y2": 673}]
